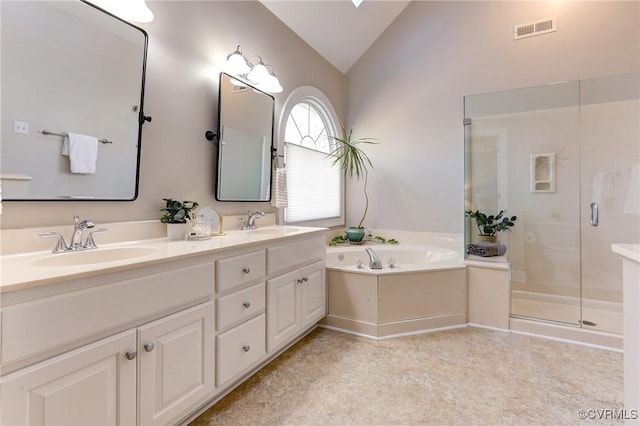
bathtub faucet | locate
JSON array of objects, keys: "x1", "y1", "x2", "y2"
[{"x1": 365, "y1": 247, "x2": 383, "y2": 269}]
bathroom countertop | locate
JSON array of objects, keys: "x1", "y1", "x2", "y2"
[
  {"x1": 611, "y1": 243, "x2": 640, "y2": 263},
  {"x1": 1, "y1": 226, "x2": 326, "y2": 293}
]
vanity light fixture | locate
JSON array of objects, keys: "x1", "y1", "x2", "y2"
[
  {"x1": 352, "y1": 0, "x2": 364, "y2": 7},
  {"x1": 224, "y1": 45, "x2": 283, "y2": 94},
  {"x1": 225, "y1": 46, "x2": 251, "y2": 75},
  {"x1": 88, "y1": 0, "x2": 154, "y2": 23}
]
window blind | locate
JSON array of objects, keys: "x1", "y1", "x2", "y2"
[{"x1": 284, "y1": 142, "x2": 341, "y2": 223}]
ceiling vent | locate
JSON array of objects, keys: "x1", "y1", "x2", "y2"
[{"x1": 514, "y1": 17, "x2": 556, "y2": 40}]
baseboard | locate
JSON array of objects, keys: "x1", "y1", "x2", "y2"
[{"x1": 319, "y1": 314, "x2": 467, "y2": 340}]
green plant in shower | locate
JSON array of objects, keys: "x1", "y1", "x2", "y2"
[
  {"x1": 160, "y1": 198, "x2": 199, "y2": 224},
  {"x1": 326, "y1": 125, "x2": 378, "y2": 232},
  {"x1": 465, "y1": 209, "x2": 517, "y2": 236}
]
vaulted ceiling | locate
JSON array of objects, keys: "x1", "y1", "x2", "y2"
[{"x1": 260, "y1": 0, "x2": 411, "y2": 73}]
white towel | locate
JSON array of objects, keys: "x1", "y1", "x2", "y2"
[
  {"x1": 592, "y1": 172, "x2": 615, "y2": 202},
  {"x1": 271, "y1": 167, "x2": 288, "y2": 208},
  {"x1": 62, "y1": 132, "x2": 98, "y2": 174},
  {"x1": 624, "y1": 164, "x2": 640, "y2": 214}
]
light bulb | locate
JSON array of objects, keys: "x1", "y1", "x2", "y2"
[
  {"x1": 225, "y1": 46, "x2": 250, "y2": 75},
  {"x1": 261, "y1": 74, "x2": 283, "y2": 93},
  {"x1": 247, "y1": 62, "x2": 269, "y2": 85}
]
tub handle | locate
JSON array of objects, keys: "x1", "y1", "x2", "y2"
[{"x1": 590, "y1": 202, "x2": 599, "y2": 227}]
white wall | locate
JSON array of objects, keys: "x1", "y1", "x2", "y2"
[
  {"x1": 346, "y1": 1, "x2": 640, "y2": 233},
  {"x1": 0, "y1": 1, "x2": 345, "y2": 229}
]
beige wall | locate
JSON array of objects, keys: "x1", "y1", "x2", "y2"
[
  {"x1": 346, "y1": 1, "x2": 640, "y2": 233},
  {"x1": 0, "y1": 1, "x2": 345, "y2": 229}
]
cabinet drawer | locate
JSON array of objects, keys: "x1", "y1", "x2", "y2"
[
  {"x1": 216, "y1": 314, "x2": 266, "y2": 387},
  {"x1": 217, "y1": 251, "x2": 265, "y2": 293},
  {"x1": 217, "y1": 282, "x2": 265, "y2": 331},
  {"x1": 267, "y1": 236, "x2": 325, "y2": 276},
  {"x1": 1, "y1": 261, "x2": 214, "y2": 367}
]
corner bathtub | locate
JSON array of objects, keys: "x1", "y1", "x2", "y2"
[
  {"x1": 325, "y1": 244, "x2": 461, "y2": 274},
  {"x1": 321, "y1": 240, "x2": 467, "y2": 339}
]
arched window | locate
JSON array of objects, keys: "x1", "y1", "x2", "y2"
[{"x1": 278, "y1": 86, "x2": 343, "y2": 227}]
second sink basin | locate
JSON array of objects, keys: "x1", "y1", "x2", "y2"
[
  {"x1": 30, "y1": 246, "x2": 159, "y2": 267},
  {"x1": 246, "y1": 227, "x2": 300, "y2": 237}
]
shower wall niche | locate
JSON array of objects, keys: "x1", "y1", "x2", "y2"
[
  {"x1": 530, "y1": 153, "x2": 555, "y2": 193},
  {"x1": 464, "y1": 73, "x2": 640, "y2": 335}
]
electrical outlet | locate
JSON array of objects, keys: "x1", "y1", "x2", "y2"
[{"x1": 13, "y1": 120, "x2": 29, "y2": 134}]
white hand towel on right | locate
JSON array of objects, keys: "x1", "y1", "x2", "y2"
[
  {"x1": 271, "y1": 167, "x2": 288, "y2": 208},
  {"x1": 624, "y1": 164, "x2": 640, "y2": 214},
  {"x1": 62, "y1": 132, "x2": 99, "y2": 174}
]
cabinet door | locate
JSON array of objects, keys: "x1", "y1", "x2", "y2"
[
  {"x1": 300, "y1": 261, "x2": 327, "y2": 329},
  {"x1": 216, "y1": 314, "x2": 266, "y2": 386},
  {"x1": 138, "y1": 302, "x2": 215, "y2": 426},
  {"x1": 0, "y1": 330, "x2": 137, "y2": 426},
  {"x1": 267, "y1": 270, "x2": 299, "y2": 351}
]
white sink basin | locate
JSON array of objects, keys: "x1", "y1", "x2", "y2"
[
  {"x1": 247, "y1": 227, "x2": 300, "y2": 237},
  {"x1": 30, "y1": 247, "x2": 159, "y2": 267}
]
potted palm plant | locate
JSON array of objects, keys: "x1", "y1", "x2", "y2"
[
  {"x1": 160, "y1": 198, "x2": 199, "y2": 240},
  {"x1": 465, "y1": 209, "x2": 517, "y2": 242},
  {"x1": 328, "y1": 126, "x2": 378, "y2": 243}
]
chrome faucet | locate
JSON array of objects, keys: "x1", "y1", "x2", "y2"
[
  {"x1": 70, "y1": 216, "x2": 95, "y2": 249},
  {"x1": 365, "y1": 247, "x2": 383, "y2": 269},
  {"x1": 239, "y1": 211, "x2": 265, "y2": 230},
  {"x1": 39, "y1": 216, "x2": 107, "y2": 253}
]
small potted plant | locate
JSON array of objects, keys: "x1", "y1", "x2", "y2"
[
  {"x1": 160, "y1": 198, "x2": 199, "y2": 240},
  {"x1": 465, "y1": 209, "x2": 517, "y2": 243},
  {"x1": 327, "y1": 126, "x2": 378, "y2": 243}
]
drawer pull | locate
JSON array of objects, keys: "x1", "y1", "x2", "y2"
[
  {"x1": 242, "y1": 267, "x2": 251, "y2": 274},
  {"x1": 243, "y1": 301, "x2": 251, "y2": 309},
  {"x1": 125, "y1": 350, "x2": 137, "y2": 360},
  {"x1": 242, "y1": 345, "x2": 251, "y2": 352},
  {"x1": 144, "y1": 342, "x2": 155, "y2": 352}
]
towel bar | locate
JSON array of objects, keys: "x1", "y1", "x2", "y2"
[{"x1": 41, "y1": 129, "x2": 113, "y2": 144}]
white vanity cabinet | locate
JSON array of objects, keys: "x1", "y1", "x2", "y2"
[
  {"x1": 266, "y1": 235, "x2": 326, "y2": 353},
  {"x1": 0, "y1": 256, "x2": 216, "y2": 426},
  {"x1": 1, "y1": 301, "x2": 215, "y2": 426},
  {"x1": 0, "y1": 226, "x2": 328, "y2": 425}
]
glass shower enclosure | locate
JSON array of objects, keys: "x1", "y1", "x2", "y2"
[{"x1": 464, "y1": 73, "x2": 640, "y2": 335}]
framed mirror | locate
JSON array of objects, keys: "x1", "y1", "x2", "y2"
[
  {"x1": 216, "y1": 72, "x2": 274, "y2": 202},
  {"x1": 0, "y1": 0, "x2": 149, "y2": 200}
]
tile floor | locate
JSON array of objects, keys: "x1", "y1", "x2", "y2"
[{"x1": 190, "y1": 327, "x2": 623, "y2": 426}]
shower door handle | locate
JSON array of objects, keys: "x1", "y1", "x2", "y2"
[{"x1": 590, "y1": 202, "x2": 599, "y2": 227}]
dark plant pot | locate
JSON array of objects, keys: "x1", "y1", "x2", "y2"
[{"x1": 345, "y1": 227, "x2": 365, "y2": 243}]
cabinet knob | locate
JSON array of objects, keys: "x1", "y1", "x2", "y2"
[
  {"x1": 242, "y1": 266, "x2": 251, "y2": 274},
  {"x1": 242, "y1": 345, "x2": 251, "y2": 352},
  {"x1": 302, "y1": 277, "x2": 308, "y2": 282},
  {"x1": 125, "y1": 350, "x2": 137, "y2": 360},
  {"x1": 144, "y1": 342, "x2": 155, "y2": 352},
  {"x1": 243, "y1": 301, "x2": 251, "y2": 309}
]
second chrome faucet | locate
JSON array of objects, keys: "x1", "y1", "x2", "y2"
[{"x1": 238, "y1": 211, "x2": 265, "y2": 230}]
